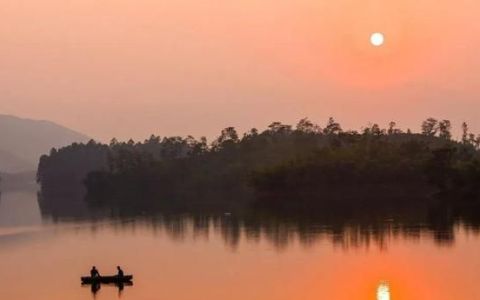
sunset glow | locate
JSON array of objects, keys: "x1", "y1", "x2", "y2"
[
  {"x1": 0, "y1": 0, "x2": 478, "y2": 140},
  {"x1": 2, "y1": 1, "x2": 480, "y2": 300},
  {"x1": 377, "y1": 282, "x2": 391, "y2": 300}
]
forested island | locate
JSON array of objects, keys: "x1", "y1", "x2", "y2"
[{"x1": 37, "y1": 118, "x2": 480, "y2": 215}]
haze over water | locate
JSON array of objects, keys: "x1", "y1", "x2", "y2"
[{"x1": 1, "y1": 190, "x2": 480, "y2": 300}]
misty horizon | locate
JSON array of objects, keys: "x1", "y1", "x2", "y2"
[{"x1": 5, "y1": 113, "x2": 476, "y2": 143}]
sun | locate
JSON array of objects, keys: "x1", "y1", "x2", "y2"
[{"x1": 370, "y1": 32, "x2": 385, "y2": 47}]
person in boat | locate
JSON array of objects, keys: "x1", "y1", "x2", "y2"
[
  {"x1": 90, "y1": 266, "x2": 100, "y2": 278},
  {"x1": 117, "y1": 266, "x2": 124, "y2": 277}
]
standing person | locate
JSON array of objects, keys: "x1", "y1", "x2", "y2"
[
  {"x1": 117, "y1": 266, "x2": 124, "y2": 277},
  {"x1": 90, "y1": 266, "x2": 100, "y2": 278}
]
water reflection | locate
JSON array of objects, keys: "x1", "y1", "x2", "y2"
[
  {"x1": 35, "y1": 191, "x2": 480, "y2": 250},
  {"x1": 3, "y1": 191, "x2": 480, "y2": 300},
  {"x1": 90, "y1": 282, "x2": 100, "y2": 297},
  {"x1": 0, "y1": 191, "x2": 42, "y2": 227},
  {"x1": 82, "y1": 282, "x2": 132, "y2": 298},
  {"x1": 0, "y1": 190, "x2": 476, "y2": 250},
  {"x1": 377, "y1": 282, "x2": 390, "y2": 300}
]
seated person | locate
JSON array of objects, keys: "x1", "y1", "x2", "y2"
[
  {"x1": 117, "y1": 266, "x2": 124, "y2": 277},
  {"x1": 90, "y1": 266, "x2": 100, "y2": 278}
]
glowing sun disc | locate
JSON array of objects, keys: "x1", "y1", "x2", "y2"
[{"x1": 370, "y1": 32, "x2": 385, "y2": 47}]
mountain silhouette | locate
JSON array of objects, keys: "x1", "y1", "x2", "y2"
[{"x1": 0, "y1": 115, "x2": 89, "y2": 173}]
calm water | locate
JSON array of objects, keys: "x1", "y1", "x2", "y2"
[{"x1": 1, "y1": 190, "x2": 480, "y2": 300}]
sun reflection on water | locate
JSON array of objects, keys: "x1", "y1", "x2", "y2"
[{"x1": 377, "y1": 281, "x2": 390, "y2": 300}]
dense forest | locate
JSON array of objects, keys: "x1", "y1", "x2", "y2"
[{"x1": 37, "y1": 118, "x2": 480, "y2": 213}]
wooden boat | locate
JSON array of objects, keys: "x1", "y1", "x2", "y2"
[{"x1": 81, "y1": 275, "x2": 133, "y2": 284}]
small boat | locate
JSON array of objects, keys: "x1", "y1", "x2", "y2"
[{"x1": 81, "y1": 275, "x2": 133, "y2": 284}]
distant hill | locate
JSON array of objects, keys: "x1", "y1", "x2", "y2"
[
  {"x1": 0, "y1": 115, "x2": 90, "y2": 173},
  {"x1": 0, "y1": 149, "x2": 32, "y2": 173}
]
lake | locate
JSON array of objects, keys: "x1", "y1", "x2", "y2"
[{"x1": 1, "y1": 190, "x2": 480, "y2": 300}]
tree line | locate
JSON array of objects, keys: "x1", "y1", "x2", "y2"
[{"x1": 37, "y1": 117, "x2": 480, "y2": 212}]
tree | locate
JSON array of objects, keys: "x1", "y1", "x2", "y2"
[
  {"x1": 438, "y1": 120, "x2": 452, "y2": 140},
  {"x1": 462, "y1": 122, "x2": 469, "y2": 144},
  {"x1": 188, "y1": 136, "x2": 208, "y2": 155},
  {"x1": 243, "y1": 128, "x2": 259, "y2": 139},
  {"x1": 268, "y1": 122, "x2": 292, "y2": 135},
  {"x1": 388, "y1": 122, "x2": 396, "y2": 135},
  {"x1": 362, "y1": 123, "x2": 384, "y2": 136},
  {"x1": 218, "y1": 127, "x2": 239, "y2": 143},
  {"x1": 371, "y1": 124, "x2": 384, "y2": 136},
  {"x1": 387, "y1": 121, "x2": 402, "y2": 135},
  {"x1": 425, "y1": 147, "x2": 455, "y2": 188},
  {"x1": 421, "y1": 118, "x2": 438, "y2": 136},
  {"x1": 473, "y1": 135, "x2": 480, "y2": 150},
  {"x1": 109, "y1": 138, "x2": 119, "y2": 147},
  {"x1": 323, "y1": 117, "x2": 342, "y2": 135},
  {"x1": 160, "y1": 136, "x2": 189, "y2": 158},
  {"x1": 212, "y1": 127, "x2": 239, "y2": 150},
  {"x1": 296, "y1": 118, "x2": 318, "y2": 133},
  {"x1": 145, "y1": 135, "x2": 161, "y2": 145}
]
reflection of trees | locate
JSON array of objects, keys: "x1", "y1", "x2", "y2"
[
  {"x1": 37, "y1": 189, "x2": 107, "y2": 222},
  {"x1": 39, "y1": 190, "x2": 480, "y2": 250}
]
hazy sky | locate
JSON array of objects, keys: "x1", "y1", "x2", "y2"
[{"x1": 1, "y1": 0, "x2": 479, "y2": 141}]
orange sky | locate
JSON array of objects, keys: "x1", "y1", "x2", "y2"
[{"x1": 0, "y1": 0, "x2": 479, "y2": 141}]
